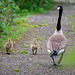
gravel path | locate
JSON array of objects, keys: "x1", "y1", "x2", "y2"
[{"x1": 0, "y1": 3, "x2": 75, "y2": 75}]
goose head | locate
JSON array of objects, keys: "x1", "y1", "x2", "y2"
[{"x1": 56, "y1": 5, "x2": 63, "y2": 11}]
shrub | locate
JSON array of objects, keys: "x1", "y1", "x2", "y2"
[
  {"x1": 0, "y1": 0, "x2": 19, "y2": 32},
  {"x1": 14, "y1": 0, "x2": 55, "y2": 12}
]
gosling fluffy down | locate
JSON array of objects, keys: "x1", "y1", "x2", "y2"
[
  {"x1": 30, "y1": 38, "x2": 39, "y2": 55},
  {"x1": 4, "y1": 38, "x2": 13, "y2": 54}
]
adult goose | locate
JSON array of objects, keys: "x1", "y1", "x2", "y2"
[{"x1": 47, "y1": 6, "x2": 67, "y2": 65}]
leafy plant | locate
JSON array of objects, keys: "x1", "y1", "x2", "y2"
[
  {"x1": 23, "y1": 43, "x2": 27, "y2": 48},
  {"x1": 9, "y1": 49, "x2": 14, "y2": 53},
  {"x1": 17, "y1": 50, "x2": 28, "y2": 54},
  {"x1": 13, "y1": 69, "x2": 20, "y2": 72},
  {"x1": 21, "y1": 50, "x2": 28, "y2": 54},
  {"x1": 0, "y1": 0, "x2": 19, "y2": 32},
  {"x1": 17, "y1": 51, "x2": 22, "y2": 54}
]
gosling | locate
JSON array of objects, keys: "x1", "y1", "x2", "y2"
[
  {"x1": 30, "y1": 38, "x2": 39, "y2": 55},
  {"x1": 4, "y1": 38, "x2": 13, "y2": 54}
]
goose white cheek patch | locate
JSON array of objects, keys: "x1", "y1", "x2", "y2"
[{"x1": 57, "y1": 7, "x2": 60, "y2": 10}]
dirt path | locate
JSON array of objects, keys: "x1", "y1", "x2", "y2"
[{"x1": 0, "y1": 3, "x2": 75, "y2": 75}]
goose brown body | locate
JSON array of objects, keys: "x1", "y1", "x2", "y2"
[{"x1": 47, "y1": 34, "x2": 67, "y2": 52}]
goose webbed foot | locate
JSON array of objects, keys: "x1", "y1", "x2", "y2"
[
  {"x1": 52, "y1": 58, "x2": 57, "y2": 66},
  {"x1": 53, "y1": 63, "x2": 57, "y2": 66},
  {"x1": 35, "y1": 49, "x2": 37, "y2": 55}
]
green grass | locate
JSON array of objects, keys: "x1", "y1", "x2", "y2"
[
  {"x1": 0, "y1": 15, "x2": 31, "y2": 50},
  {"x1": 61, "y1": 46, "x2": 75, "y2": 69}
]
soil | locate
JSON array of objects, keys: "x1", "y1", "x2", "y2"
[{"x1": 0, "y1": 3, "x2": 75, "y2": 75}]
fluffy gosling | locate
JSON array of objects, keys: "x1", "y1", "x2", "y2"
[
  {"x1": 4, "y1": 38, "x2": 13, "y2": 54},
  {"x1": 30, "y1": 38, "x2": 39, "y2": 55}
]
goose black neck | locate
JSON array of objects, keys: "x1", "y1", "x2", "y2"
[{"x1": 57, "y1": 9, "x2": 63, "y2": 31}]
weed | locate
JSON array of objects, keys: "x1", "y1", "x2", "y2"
[
  {"x1": 17, "y1": 50, "x2": 28, "y2": 54},
  {"x1": 58, "y1": 67, "x2": 61, "y2": 70},
  {"x1": 17, "y1": 51, "x2": 22, "y2": 54},
  {"x1": 13, "y1": 69, "x2": 20, "y2": 72},
  {"x1": 21, "y1": 50, "x2": 28, "y2": 54},
  {"x1": 9, "y1": 49, "x2": 14, "y2": 53},
  {"x1": 23, "y1": 43, "x2": 27, "y2": 48},
  {"x1": 30, "y1": 24, "x2": 39, "y2": 28},
  {"x1": 29, "y1": 68, "x2": 32, "y2": 71}
]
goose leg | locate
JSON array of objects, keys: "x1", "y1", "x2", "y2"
[
  {"x1": 35, "y1": 48, "x2": 37, "y2": 54},
  {"x1": 6, "y1": 49, "x2": 10, "y2": 55},
  {"x1": 32, "y1": 50, "x2": 34, "y2": 55},
  {"x1": 58, "y1": 52, "x2": 64, "y2": 64},
  {"x1": 52, "y1": 58, "x2": 56, "y2": 65}
]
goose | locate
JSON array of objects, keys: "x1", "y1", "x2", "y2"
[
  {"x1": 47, "y1": 5, "x2": 67, "y2": 65},
  {"x1": 4, "y1": 38, "x2": 13, "y2": 54},
  {"x1": 30, "y1": 38, "x2": 39, "y2": 55}
]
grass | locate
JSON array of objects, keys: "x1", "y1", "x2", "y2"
[
  {"x1": 61, "y1": 46, "x2": 75, "y2": 69},
  {"x1": 0, "y1": 18, "x2": 31, "y2": 50}
]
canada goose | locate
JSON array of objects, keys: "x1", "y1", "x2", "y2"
[
  {"x1": 30, "y1": 38, "x2": 39, "y2": 55},
  {"x1": 4, "y1": 38, "x2": 13, "y2": 54},
  {"x1": 47, "y1": 6, "x2": 67, "y2": 65}
]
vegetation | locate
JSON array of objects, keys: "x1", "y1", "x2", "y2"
[
  {"x1": 0, "y1": 0, "x2": 19, "y2": 32},
  {"x1": 61, "y1": 46, "x2": 75, "y2": 69},
  {"x1": 0, "y1": 0, "x2": 56, "y2": 50},
  {"x1": 13, "y1": 69, "x2": 20, "y2": 72},
  {"x1": 14, "y1": 0, "x2": 55, "y2": 13},
  {"x1": 17, "y1": 50, "x2": 28, "y2": 54}
]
